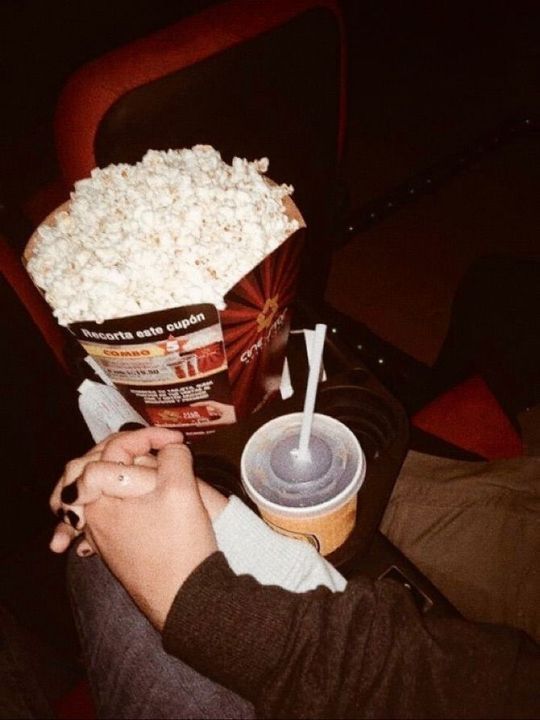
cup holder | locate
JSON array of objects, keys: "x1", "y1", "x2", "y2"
[
  {"x1": 191, "y1": 367, "x2": 409, "y2": 567},
  {"x1": 317, "y1": 385, "x2": 401, "y2": 460},
  {"x1": 193, "y1": 454, "x2": 245, "y2": 499}
]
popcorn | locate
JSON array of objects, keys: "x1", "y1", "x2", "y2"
[{"x1": 27, "y1": 146, "x2": 299, "y2": 326}]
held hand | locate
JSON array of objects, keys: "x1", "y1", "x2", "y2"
[
  {"x1": 84, "y1": 437, "x2": 217, "y2": 629},
  {"x1": 49, "y1": 428, "x2": 182, "y2": 556},
  {"x1": 50, "y1": 429, "x2": 220, "y2": 629},
  {"x1": 50, "y1": 429, "x2": 228, "y2": 557}
]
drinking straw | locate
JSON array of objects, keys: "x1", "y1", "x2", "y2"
[{"x1": 296, "y1": 323, "x2": 327, "y2": 461}]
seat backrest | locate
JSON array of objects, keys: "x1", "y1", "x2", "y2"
[
  {"x1": 0, "y1": 232, "x2": 70, "y2": 373},
  {"x1": 54, "y1": 0, "x2": 346, "y2": 311}
]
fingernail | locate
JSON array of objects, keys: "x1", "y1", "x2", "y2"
[
  {"x1": 66, "y1": 510, "x2": 80, "y2": 529},
  {"x1": 61, "y1": 482, "x2": 79, "y2": 505},
  {"x1": 119, "y1": 422, "x2": 145, "y2": 431},
  {"x1": 56, "y1": 508, "x2": 65, "y2": 521},
  {"x1": 80, "y1": 548, "x2": 93, "y2": 557}
]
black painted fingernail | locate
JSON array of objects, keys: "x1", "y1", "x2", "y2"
[
  {"x1": 61, "y1": 482, "x2": 79, "y2": 505},
  {"x1": 66, "y1": 510, "x2": 80, "y2": 529},
  {"x1": 119, "y1": 422, "x2": 146, "y2": 431},
  {"x1": 56, "y1": 508, "x2": 65, "y2": 521}
]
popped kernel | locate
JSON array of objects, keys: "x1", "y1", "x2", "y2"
[{"x1": 27, "y1": 146, "x2": 298, "y2": 326}]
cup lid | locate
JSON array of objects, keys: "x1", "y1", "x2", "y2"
[{"x1": 241, "y1": 413, "x2": 365, "y2": 511}]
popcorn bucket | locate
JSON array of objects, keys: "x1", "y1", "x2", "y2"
[{"x1": 24, "y1": 195, "x2": 305, "y2": 439}]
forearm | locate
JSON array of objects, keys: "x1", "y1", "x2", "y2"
[
  {"x1": 87, "y1": 476, "x2": 218, "y2": 632},
  {"x1": 163, "y1": 553, "x2": 537, "y2": 719},
  {"x1": 163, "y1": 552, "x2": 309, "y2": 708},
  {"x1": 163, "y1": 552, "x2": 398, "y2": 715}
]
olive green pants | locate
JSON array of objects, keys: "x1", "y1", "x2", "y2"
[{"x1": 381, "y1": 450, "x2": 540, "y2": 643}]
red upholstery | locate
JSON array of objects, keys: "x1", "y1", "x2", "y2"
[
  {"x1": 412, "y1": 374, "x2": 523, "y2": 459},
  {"x1": 53, "y1": 679, "x2": 96, "y2": 720},
  {"x1": 55, "y1": 0, "x2": 346, "y2": 189},
  {"x1": 0, "y1": 233, "x2": 69, "y2": 373},
  {"x1": 23, "y1": 178, "x2": 69, "y2": 227}
]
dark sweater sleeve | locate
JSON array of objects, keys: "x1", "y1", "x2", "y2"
[{"x1": 163, "y1": 552, "x2": 539, "y2": 719}]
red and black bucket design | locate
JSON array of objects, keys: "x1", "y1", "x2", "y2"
[{"x1": 221, "y1": 227, "x2": 304, "y2": 419}]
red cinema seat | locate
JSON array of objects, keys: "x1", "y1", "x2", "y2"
[{"x1": 412, "y1": 375, "x2": 523, "y2": 460}]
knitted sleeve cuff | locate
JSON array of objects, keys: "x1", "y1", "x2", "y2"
[{"x1": 213, "y1": 495, "x2": 346, "y2": 592}]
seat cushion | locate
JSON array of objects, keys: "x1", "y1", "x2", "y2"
[
  {"x1": 412, "y1": 375, "x2": 523, "y2": 459},
  {"x1": 53, "y1": 680, "x2": 95, "y2": 720}
]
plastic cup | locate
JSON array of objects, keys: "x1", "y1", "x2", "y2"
[{"x1": 240, "y1": 413, "x2": 365, "y2": 555}]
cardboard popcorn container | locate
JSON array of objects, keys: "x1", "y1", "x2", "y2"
[{"x1": 24, "y1": 196, "x2": 305, "y2": 439}]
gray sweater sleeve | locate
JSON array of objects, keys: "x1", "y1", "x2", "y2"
[{"x1": 213, "y1": 496, "x2": 346, "y2": 592}]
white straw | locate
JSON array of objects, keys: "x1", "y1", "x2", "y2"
[{"x1": 296, "y1": 324, "x2": 327, "y2": 461}]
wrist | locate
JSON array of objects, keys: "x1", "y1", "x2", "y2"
[
  {"x1": 197, "y1": 480, "x2": 229, "y2": 521},
  {"x1": 129, "y1": 538, "x2": 217, "y2": 630}
]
